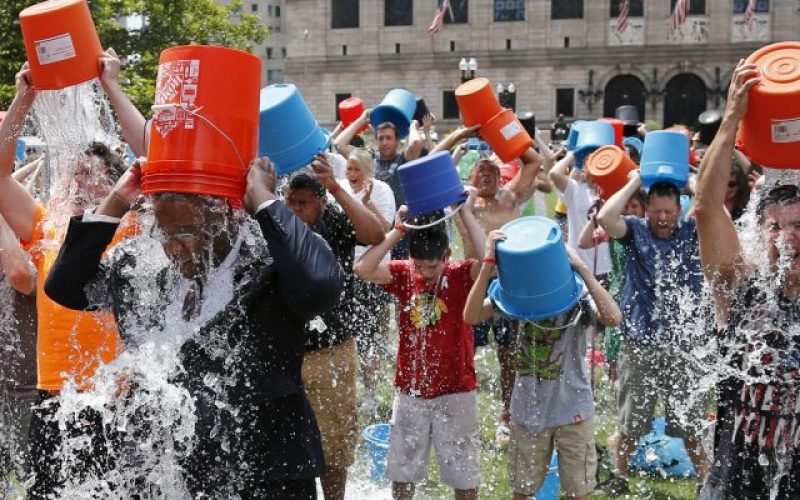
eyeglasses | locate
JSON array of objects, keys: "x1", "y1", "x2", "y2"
[{"x1": 149, "y1": 225, "x2": 204, "y2": 245}]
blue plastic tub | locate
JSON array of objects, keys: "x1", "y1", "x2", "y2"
[
  {"x1": 398, "y1": 151, "x2": 467, "y2": 216},
  {"x1": 574, "y1": 120, "x2": 615, "y2": 169},
  {"x1": 640, "y1": 130, "x2": 690, "y2": 190},
  {"x1": 630, "y1": 417, "x2": 696, "y2": 478},
  {"x1": 258, "y1": 84, "x2": 330, "y2": 175},
  {"x1": 15, "y1": 139, "x2": 25, "y2": 162},
  {"x1": 371, "y1": 88, "x2": 416, "y2": 139},
  {"x1": 534, "y1": 451, "x2": 560, "y2": 500},
  {"x1": 566, "y1": 120, "x2": 587, "y2": 151},
  {"x1": 363, "y1": 423, "x2": 391, "y2": 483}
]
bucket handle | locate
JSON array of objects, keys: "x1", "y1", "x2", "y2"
[
  {"x1": 526, "y1": 309, "x2": 583, "y2": 331},
  {"x1": 151, "y1": 103, "x2": 247, "y2": 170},
  {"x1": 401, "y1": 202, "x2": 465, "y2": 230}
]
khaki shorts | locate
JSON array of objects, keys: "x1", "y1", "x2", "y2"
[
  {"x1": 301, "y1": 337, "x2": 358, "y2": 469},
  {"x1": 508, "y1": 417, "x2": 597, "y2": 497},
  {"x1": 617, "y1": 341, "x2": 707, "y2": 439},
  {"x1": 386, "y1": 391, "x2": 481, "y2": 490}
]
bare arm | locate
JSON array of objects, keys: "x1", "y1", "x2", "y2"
[
  {"x1": 430, "y1": 125, "x2": 480, "y2": 155},
  {"x1": 463, "y1": 230, "x2": 505, "y2": 324},
  {"x1": 567, "y1": 246, "x2": 621, "y2": 326},
  {"x1": 354, "y1": 208, "x2": 408, "y2": 285},
  {"x1": 99, "y1": 48, "x2": 148, "y2": 157},
  {"x1": 501, "y1": 147, "x2": 543, "y2": 205},
  {"x1": 403, "y1": 120, "x2": 425, "y2": 161},
  {"x1": 577, "y1": 217, "x2": 608, "y2": 250},
  {"x1": 333, "y1": 109, "x2": 369, "y2": 158},
  {"x1": 535, "y1": 173, "x2": 553, "y2": 194},
  {"x1": 597, "y1": 171, "x2": 641, "y2": 240},
  {"x1": 422, "y1": 114, "x2": 435, "y2": 153},
  {"x1": 694, "y1": 61, "x2": 760, "y2": 319},
  {"x1": 0, "y1": 214, "x2": 34, "y2": 295},
  {"x1": 11, "y1": 156, "x2": 42, "y2": 184},
  {"x1": 548, "y1": 151, "x2": 575, "y2": 194}
]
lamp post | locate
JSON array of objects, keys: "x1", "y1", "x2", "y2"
[
  {"x1": 496, "y1": 82, "x2": 516, "y2": 111},
  {"x1": 643, "y1": 68, "x2": 665, "y2": 111},
  {"x1": 460, "y1": 57, "x2": 477, "y2": 83},
  {"x1": 707, "y1": 66, "x2": 727, "y2": 109},
  {"x1": 577, "y1": 69, "x2": 603, "y2": 113}
]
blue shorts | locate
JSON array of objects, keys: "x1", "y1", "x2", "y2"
[{"x1": 473, "y1": 315, "x2": 519, "y2": 347}]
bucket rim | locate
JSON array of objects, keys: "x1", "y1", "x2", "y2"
[{"x1": 488, "y1": 272, "x2": 584, "y2": 321}]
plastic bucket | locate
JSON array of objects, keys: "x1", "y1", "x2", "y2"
[
  {"x1": 363, "y1": 424, "x2": 391, "y2": 483},
  {"x1": 600, "y1": 118, "x2": 625, "y2": 148},
  {"x1": 259, "y1": 84, "x2": 330, "y2": 175},
  {"x1": 738, "y1": 41, "x2": 800, "y2": 169},
  {"x1": 565, "y1": 120, "x2": 587, "y2": 151},
  {"x1": 585, "y1": 145, "x2": 637, "y2": 200},
  {"x1": 371, "y1": 89, "x2": 416, "y2": 139},
  {"x1": 698, "y1": 109, "x2": 722, "y2": 146},
  {"x1": 640, "y1": 130, "x2": 690, "y2": 189},
  {"x1": 623, "y1": 136, "x2": 644, "y2": 157},
  {"x1": 398, "y1": 151, "x2": 467, "y2": 216},
  {"x1": 143, "y1": 45, "x2": 260, "y2": 200},
  {"x1": 488, "y1": 216, "x2": 583, "y2": 321},
  {"x1": 339, "y1": 97, "x2": 367, "y2": 133},
  {"x1": 19, "y1": 0, "x2": 103, "y2": 90},
  {"x1": 480, "y1": 109, "x2": 533, "y2": 162},
  {"x1": 630, "y1": 417, "x2": 696, "y2": 478},
  {"x1": 413, "y1": 97, "x2": 430, "y2": 123},
  {"x1": 517, "y1": 110, "x2": 536, "y2": 137},
  {"x1": 615, "y1": 104, "x2": 640, "y2": 136},
  {"x1": 455, "y1": 78, "x2": 503, "y2": 127},
  {"x1": 574, "y1": 120, "x2": 615, "y2": 169},
  {"x1": 534, "y1": 452, "x2": 561, "y2": 500}
]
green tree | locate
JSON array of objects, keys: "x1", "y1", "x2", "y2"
[{"x1": 0, "y1": 0, "x2": 268, "y2": 112}]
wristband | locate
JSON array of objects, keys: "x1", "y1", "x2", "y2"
[
  {"x1": 482, "y1": 257, "x2": 496, "y2": 266},
  {"x1": 328, "y1": 183, "x2": 341, "y2": 195},
  {"x1": 394, "y1": 223, "x2": 407, "y2": 234}
]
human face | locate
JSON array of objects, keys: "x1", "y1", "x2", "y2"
[
  {"x1": 346, "y1": 160, "x2": 366, "y2": 189},
  {"x1": 646, "y1": 195, "x2": 681, "y2": 239},
  {"x1": 286, "y1": 188, "x2": 324, "y2": 226},
  {"x1": 153, "y1": 197, "x2": 213, "y2": 280},
  {"x1": 763, "y1": 202, "x2": 800, "y2": 282},
  {"x1": 376, "y1": 128, "x2": 399, "y2": 159},
  {"x1": 623, "y1": 196, "x2": 645, "y2": 218},
  {"x1": 470, "y1": 162, "x2": 500, "y2": 198},
  {"x1": 412, "y1": 256, "x2": 447, "y2": 284},
  {"x1": 725, "y1": 165, "x2": 739, "y2": 205}
]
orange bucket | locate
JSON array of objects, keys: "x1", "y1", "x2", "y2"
[
  {"x1": 19, "y1": 0, "x2": 103, "y2": 90},
  {"x1": 339, "y1": 97, "x2": 368, "y2": 133},
  {"x1": 143, "y1": 45, "x2": 261, "y2": 201},
  {"x1": 480, "y1": 109, "x2": 533, "y2": 162},
  {"x1": 455, "y1": 78, "x2": 502, "y2": 127},
  {"x1": 585, "y1": 145, "x2": 637, "y2": 200},
  {"x1": 600, "y1": 118, "x2": 624, "y2": 148},
  {"x1": 738, "y1": 41, "x2": 800, "y2": 169}
]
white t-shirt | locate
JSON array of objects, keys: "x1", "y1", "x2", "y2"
[
  {"x1": 558, "y1": 179, "x2": 611, "y2": 276},
  {"x1": 338, "y1": 178, "x2": 396, "y2": 263}
]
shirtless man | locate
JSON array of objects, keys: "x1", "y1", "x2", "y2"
[{"x1": 434, "y1": 126, "x2": 548, "y2": 439}]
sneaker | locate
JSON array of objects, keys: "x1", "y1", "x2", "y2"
[
  {"x1": 597, "y1": 475, "x2": 630, "y2": 496},
  {"x1": 359, "y1": 391, "x2": 378, "y2": 415}
]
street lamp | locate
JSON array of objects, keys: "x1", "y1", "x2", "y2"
[
  {"x1": 496, "y1": 82, "x2": 517, "y2": 111},
  {"x1": 460, "y1": 57, "x2": 477, "y2": 83}
]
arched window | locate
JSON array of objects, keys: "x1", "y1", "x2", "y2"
[
  {"x1": 663, "y1": 74, "x2": 707, "y2": 128},
  {"x1": 603, "y1": 75, "x2": 646, "y2": 121}
]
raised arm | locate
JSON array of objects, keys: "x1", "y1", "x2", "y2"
[
  {"x1": 455, "y1": 187, "x2": 486, "y2": 279},
  {"x1": 501, "y1": 147, "x2": 543, "y2": 205},
  {"x1": 430, "y1": 125, "x2": 481, "y2": 155},
  {"x1": 99, "y1": 48, "x2": 148, "y2": 157},
  {"x1": 354, "y1": 207, "x2": 408, "y2": 285},
  {"x1": 0, "y1": 214, "x2": 34, "y2": 295},
  {"x1": 0, "y1": 64, "x2": 41, "y2": 241},
  {"x1": 597, "y1": 171, "x2": 641, "y2": 239},
  {"x1": 403, "y1": 120, "x2": 425, "y2": 161},
  {"x1": 548, "y1": 150, "x2": 575, "y2": 194},
  {"x1": 463, "y1": 230, "x2": 504, "y2": 324},
  {"x1": 576, "y1": 216, "x2": 608, "y2": 250},
  {"x1": 694, "y1": 61, "x2": 760, "y2": 317},
  {"x1": 567, "y1": 245, "x2": 621, "y2": 327},
  {"x1": 333, "y1": 109, "x2": 369, "y2": 158}
]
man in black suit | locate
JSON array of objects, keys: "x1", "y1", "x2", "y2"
[{"x1": 44, "y1": 158, "x2": 344, "y2": 499}]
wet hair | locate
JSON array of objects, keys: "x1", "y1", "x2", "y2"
[
  {"x1": 728, "y1": 163, "x2": 752, "y2": 221},
  {"x1": 375, "y1": 122, "x2": 398, "y2": 139},
  {"x1": 288, "y1": 172, "x2": 327, "y2": 199},
  {"x1": 350, "y1": 135, "x2": 365, "y2": 148},
  {"x1": 470, "y1": 158, "x2": 501, "y2": 179},
  {"x1": 646, "y1": 182, "x2": 681, "y2": 206},
  {"x1": 629, "y1": 188, "x2": 647, "y2": 209},
  {"x1": 409, "y1": 224, "x2": 449, "y2": 261},
  {"x1": 86, "y1": 141, "x2": 126, "y2": 182},
  {"x1": 756, "y1": 185, "x2": 800, "y2": 222},
  {"x1": 347, "y1": 148, "x2": 374, "y2": 178}
]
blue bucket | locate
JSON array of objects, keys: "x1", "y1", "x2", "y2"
[
  {"x1": 363, "y1": 423, "x2": 391, "y2": 483},
  {"x1": 630, "y1": 417, "x2": 696, "y2": 478},
  {"x1": 574, "y1": 121, "x2": 615, "y2": 169},
  {"x1": 640, "y1": 130, "x2": 690, "y2": 190},
  {"x1": 489, "y1": 216, "x2": 583, "y2": 321},
  {"x1": 398, "y1": 151, "x2": 467, "y2": 217},
  {"x1": 371, "y1": 89, "x2": 416, "y2": 139},
  {"x1": 622, "y1": 136, "x2": 644, "y2": 157},
  {"x1": 565, "y1": 120, "x2": 587, "y2": 151},
  {"x1": 534, "y1": 452, "x2": 560, "y2": 500},
  {"x1": 259, "y1": 84, "x2": 330, "y2": 175}
]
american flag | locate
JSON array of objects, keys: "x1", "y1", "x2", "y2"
[
  {"x1": 669, "y1": 0, "x2": 689, "y2": 33},
  {"x1": 616, "y1": 0, "x2": 630, "y2": 32},
  {"x1": 743, "y1": 0, "x2": 757, "y2": 28},
  {"x1": 428, "y1": 0, "x2": 451, "y2": 35}
]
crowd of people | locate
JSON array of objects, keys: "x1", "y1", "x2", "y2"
[{"x1": 0, "y1": 47, "x2": 798, "y2": 500}]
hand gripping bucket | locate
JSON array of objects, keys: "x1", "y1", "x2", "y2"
[
  {"x1": 565, "y1": 120, "x2": 587, "y2": 151},
  {"x1": 585, "y1": 145, "x2": 637, "y2": 200},
  {"x1": 19, "y1": 0, "x2": 103, "y2": 90},
  {"x1": 143, "y1": 45, "x2": 261, "y2": 200},
  {"x1": 480, "y1": 109, "x2": 533, "y2": 162},
  {"x1": 574, "y1": 120, "x2": 616, "y2": 169},
  {"x1": 371, "y1": 89, "x2": 416, "y2": 139},
  {"x1": 488, "y1": 216, "x2": 583, "y2": 321},
  {"x1": 640, "y1": 130, "x2": 690, "y2": 189},
  {"x1": 363, "y1": 424, "x2": 391, "y2": 483},
  {"x1": 600, "y1": 118, "x2": 625, "y2": 148},
  {"x1": 338, "y1": 97, "x2": 367, "y2": 134},
  {"x1": 737, "y1": 41, "x2": 800, "y2": 169},
  {"x1": 259, "y1": 84, "x2": 330, "y2": 175},
  {"x1": 398, "y1": 151, "x2": 467, "y2": 218},
  {"x1": 455, "y1": 78, "x2": 503, "y2": 127}
]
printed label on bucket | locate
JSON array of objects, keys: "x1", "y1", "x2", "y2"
[
  {"x1": 771, "y1": 118, "x2": 800, "y2": 144},
  {"x1": 35, "y1": 33, "x2": 76, "y2": 65},
  {"x1": 154, "y1": 59, "x2": 201, "y2": 137},
  {"x1": 500, "y1": 121, "x2": 523, "y2": 140}
]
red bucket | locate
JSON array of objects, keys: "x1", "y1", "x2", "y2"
[
  {"x1": 339, "y1": 97, "x2": 368, "y2": 133},
  {"x1": 600, "y1": 118, "x2": 624, "y2": 148},
  {"x1": 144, "y1": 45, "x2": 261, "y2": 200}
]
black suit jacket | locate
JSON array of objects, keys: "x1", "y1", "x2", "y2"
[{"x1": 45, "y1": 201, "x2": 344, "y2": 496}]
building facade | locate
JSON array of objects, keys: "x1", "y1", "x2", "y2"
[
  {"x1": 224, "y1": 0, "x2": 288, "y2": 84},
  {"x1": 273, "y1": 0, "x2": 796, "y2": 130}
]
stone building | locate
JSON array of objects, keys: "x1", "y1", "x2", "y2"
[
  {"x1": 224, "y1": 0, "x2": 288, "y2": 84},
  {"x1": 265, "y1": 0, "x2": 796, "y2": 130}
]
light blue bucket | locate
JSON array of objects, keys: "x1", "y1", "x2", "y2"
[
  {"x1": 565, "y1": 120, "x2": 587, "y2": 151},
  {"x1": 259, "y1": 84, "x2": 330, "y2": 175},
  {"x1": 489, "y1": 216, "x2": 583, "y2": 321},
  {"x1": 574, "y1": 120, "x2": 615, "y2": 169},
  {"x1": 640, "y1": 130, "x2": 690, "y2": 190},
  {"x1": 363, "y1": 423, "x2": 391, "y2": 483},
  {"x1": 371, "y1": 89, "x2": 416, "y2": 139},
  {"x1": 630, "y1": 417, "x2": 696, "y2": 478},
  {"x1": 534, "y1": 452, "x2": 560, "y2": 500}
]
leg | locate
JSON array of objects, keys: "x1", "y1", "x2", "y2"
[
  {"x1": 494, "y1": 318, "x2": 519, "y2": 432},
  {"x1": 454, "y1": 488, "x2": 478, "y2": 499},
  {"x1": 385, "y1": 394, "x2": 432, "y2": 492},
  {"x1": 507, "y1": 419, "x2": 554, "y2": 500},
  {"x1": 555, "y1": 418, "x2": 598, "y2": 500},
  {"x1": 392, "y1": 481, "x2": 415, "y2": 500},
  {"x1": 684, "y1": 435, "x2": 708, "y2": 480},
  {"x1": 320, "y1": 467, "x2": 347, "y2": 500},
  {"x1": 432, "y1": 392, "x2": 482, "y2": 493}
]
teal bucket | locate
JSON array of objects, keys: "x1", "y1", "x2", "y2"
[
  {"x1": 534, "y1": 452, "x2": 560, "y2": 500},
  {"x1": 363, "y1": 423, "x2": 391, "y2": 483},
  {"x1": 371, "y1": 89, "x2": 416, "y2": 139}
]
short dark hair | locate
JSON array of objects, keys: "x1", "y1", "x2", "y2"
[
  {"x1": 409, "y1": 225, "x2": 449, "y2": 260},
  {"x1": 756, "y1": 185, "x2": 800, "y2": 222},
  {"x1": 375, "y1": 122, "x2": 398, "y2": 139},
  {"x1": 288, "y1": 173, "x2": 326, "y2": 199},
  {"x1": 646, "y1": 182, "x2": 681, "y2": 206},
  {"x1": 86, "y1": 141, "x2": 126, "y2": 182}
]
